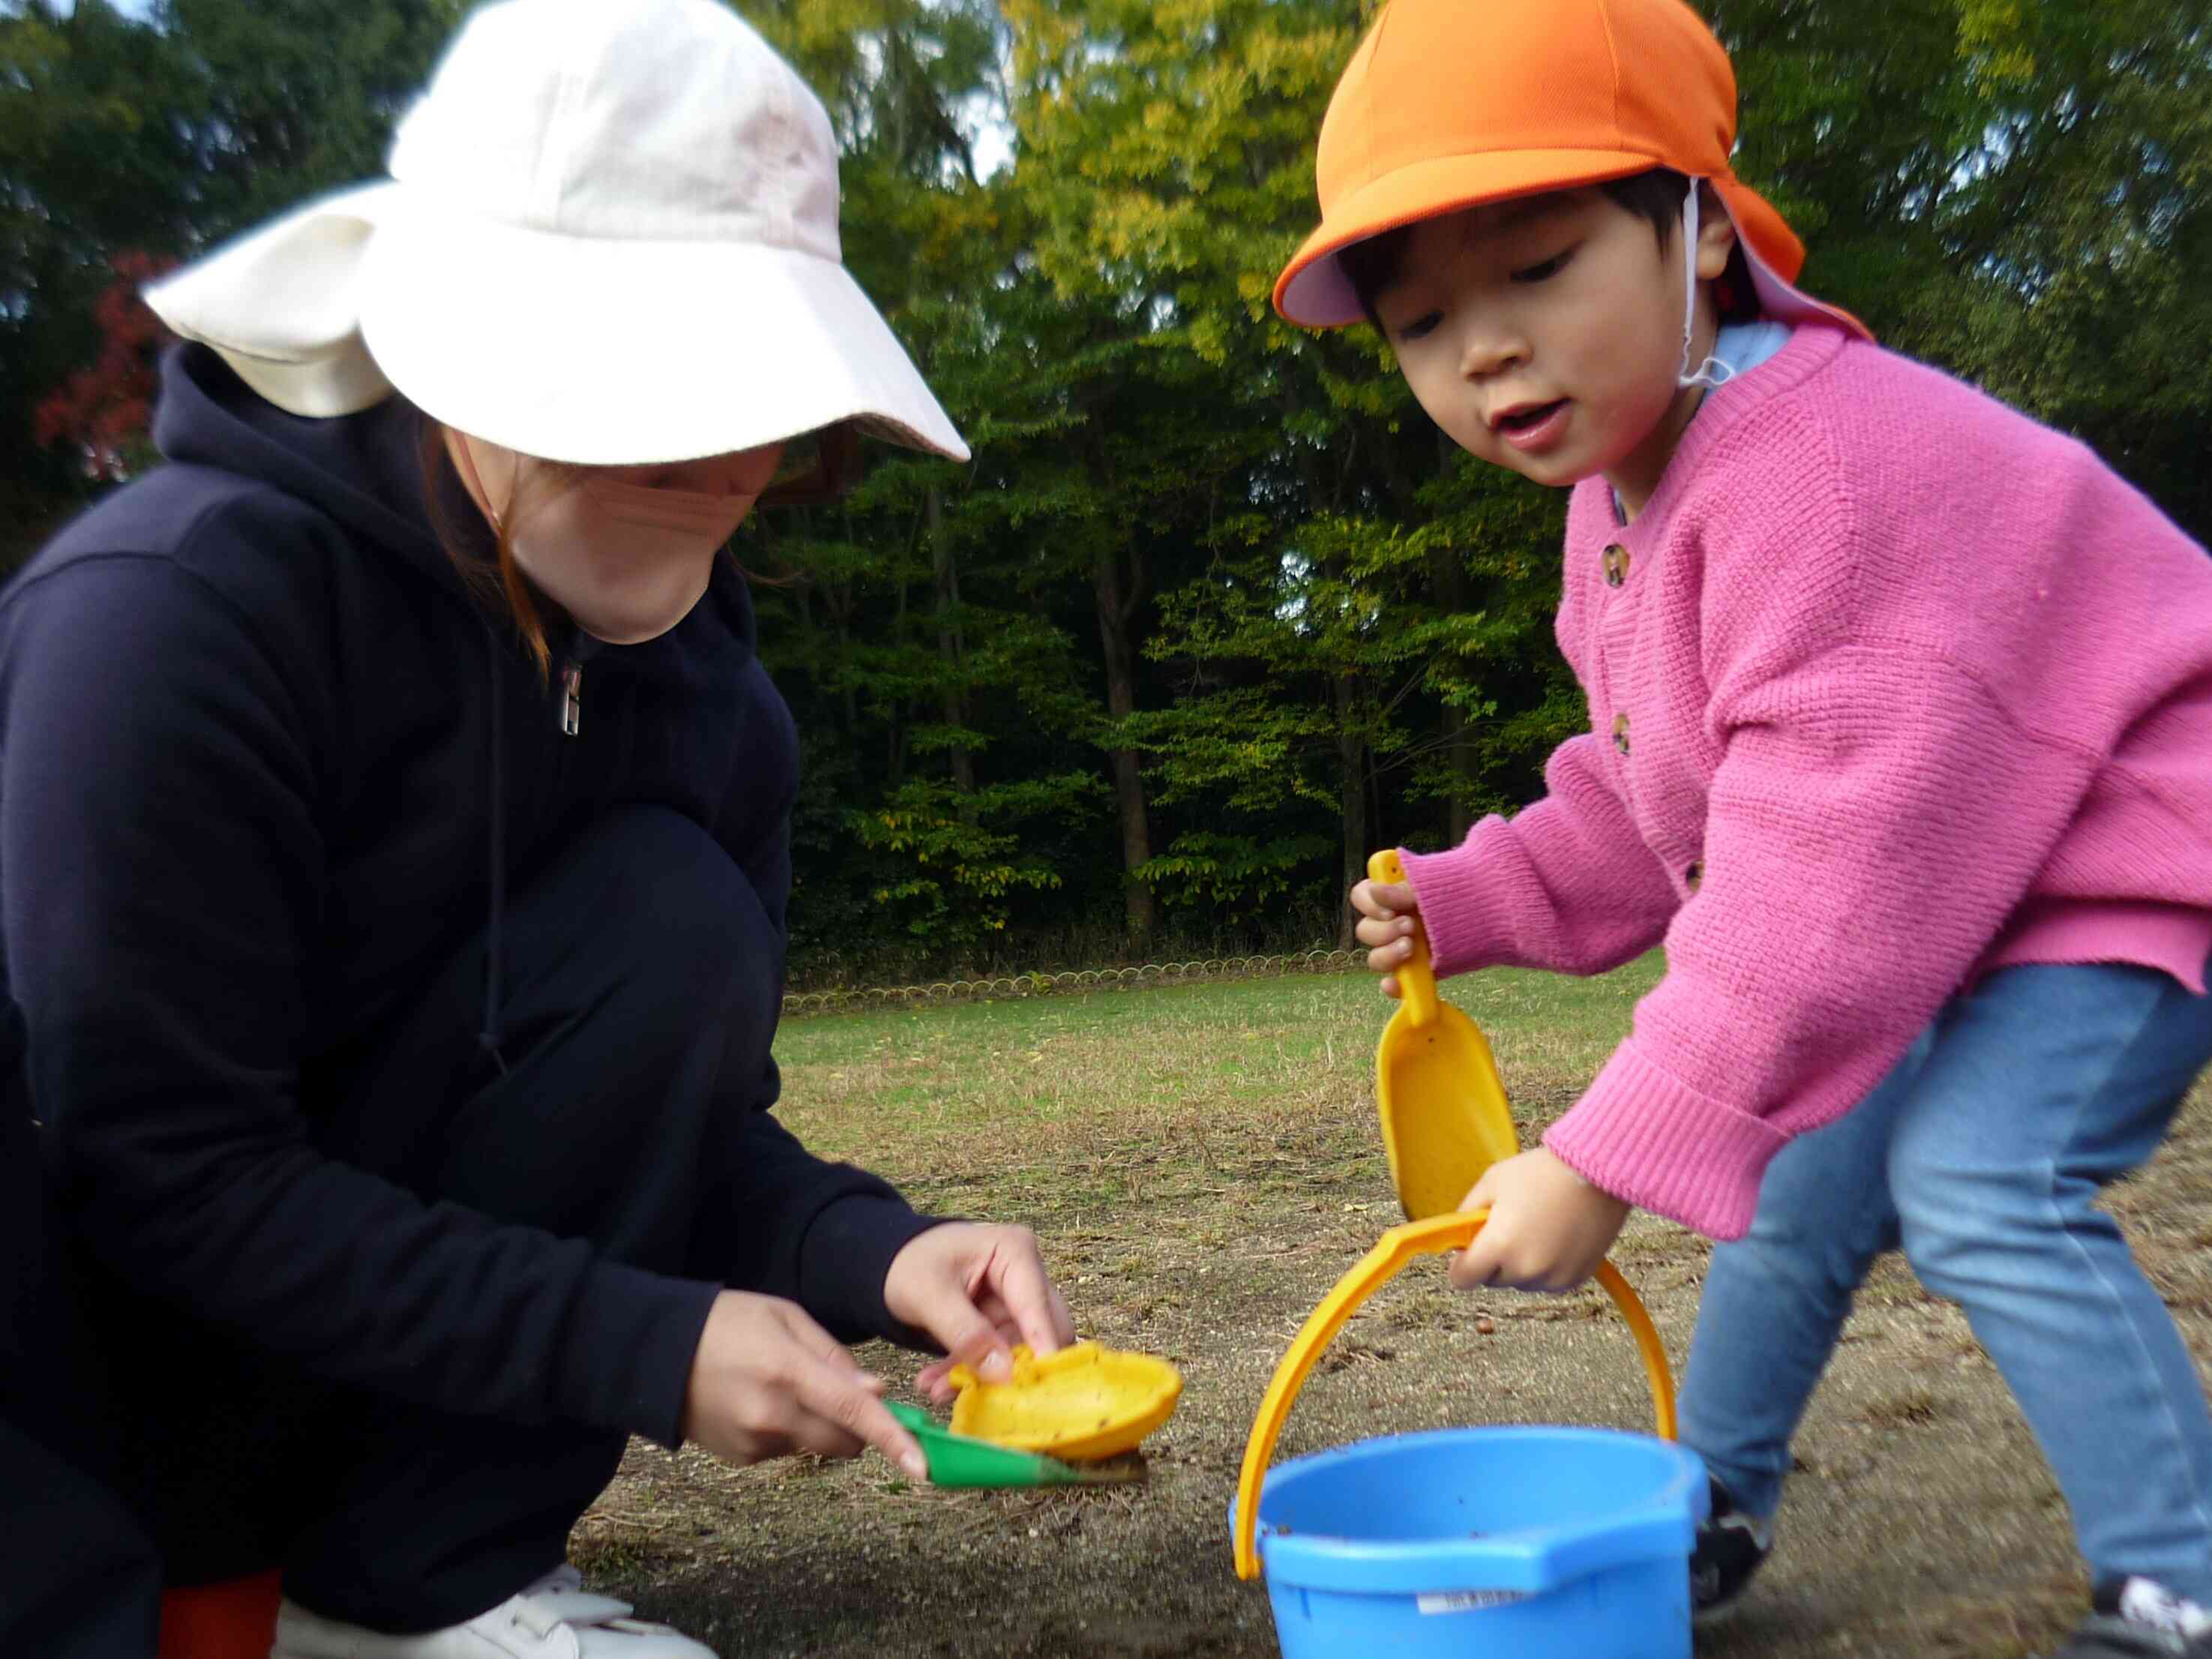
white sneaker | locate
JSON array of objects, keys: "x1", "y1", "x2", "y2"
[{"x1": 271, "y1": 1565, "x2": 719, "y2": 1658}]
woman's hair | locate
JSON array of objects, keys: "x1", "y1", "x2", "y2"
[
  {"x1": 1337, "y1": 166, "x2": 1758, "y2": 328},
  {"x1": 415, "y1": 409, "x2": 578, "y2": 675}
]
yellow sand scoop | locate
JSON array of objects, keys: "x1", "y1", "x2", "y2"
[{"x1": 1367, "y1": 849, "x2": 1520, "y2": 1221}]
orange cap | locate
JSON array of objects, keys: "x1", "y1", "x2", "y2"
[{"x1": 1274, "y1": 0, "x2": 1869, "y2": 340}]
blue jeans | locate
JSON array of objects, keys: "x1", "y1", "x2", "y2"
[{"x1": 1679, "y1": 959, "x2": 2212, "y2": 1601}]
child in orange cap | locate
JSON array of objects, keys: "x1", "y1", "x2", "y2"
[{"x1": 1290, "y1": 2, "x2": 2212, "y2": 1655}]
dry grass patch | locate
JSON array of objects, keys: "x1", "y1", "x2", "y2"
[
  {"x1": 1859, "y1": 1385, "x2": 1945, "y2": 1430},
  {"x1": 570, "y1": 958, "x2": 2212, "y2": 1659}
]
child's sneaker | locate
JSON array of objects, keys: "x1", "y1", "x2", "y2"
[
  {"x1": 1689, "y1": 1475, "x2": 1773, "y2": 1622},
  {"x1": 2048, "y1": 1578, "x2": 2212, "y2": 1658},
  {"x1": 271, "y1": 1564, "x2": 718, "y2": 1658}
]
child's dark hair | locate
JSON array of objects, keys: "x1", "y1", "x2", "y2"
[{"x1": 1337, "y1": 167, "x2": 1758, "y2": 328}]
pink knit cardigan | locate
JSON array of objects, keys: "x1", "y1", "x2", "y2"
[{"x1": 1399, "y1": 325, "x2": 2212, "y2": 1240}]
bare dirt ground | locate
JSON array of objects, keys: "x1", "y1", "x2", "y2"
[{"x1": 571, "y1": 971, "x2": 2212, "y2": 1658}]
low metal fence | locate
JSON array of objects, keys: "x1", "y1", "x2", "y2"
[{"x1": 781, "y1": 947, "x2": 1362, "y2": 1018}]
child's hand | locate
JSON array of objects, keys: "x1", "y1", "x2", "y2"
[
  {"x1": 1446, "y1": 1148, "x2": 1632, "y2": 1294},
  {"x1": 1349, "y1": 876, "x2": 1424, "y2": 999}
]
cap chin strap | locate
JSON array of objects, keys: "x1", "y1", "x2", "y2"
[{"x1": 1677, "y1": 185, "x2": 1732, "y2": 391}]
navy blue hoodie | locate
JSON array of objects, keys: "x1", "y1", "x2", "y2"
[{"x1": 0, "y1": 345, "x2": 933, "y2": 1448}]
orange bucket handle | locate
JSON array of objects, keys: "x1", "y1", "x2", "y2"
[{"x1": 1231, "y1": 1211, "x2": 1677, "y2": 1581}]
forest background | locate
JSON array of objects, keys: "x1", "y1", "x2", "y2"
[{"x1": 5, "y1": 0, "x2": 2207, "y2": 984}]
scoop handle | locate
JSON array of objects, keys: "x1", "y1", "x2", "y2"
[
  {"x1": 1365, "y1": 849, "x2": 1438, "y2": 1028},
  {"x1": 1230, "y1": 1211, "x2": 1677, "y2": 1582}
]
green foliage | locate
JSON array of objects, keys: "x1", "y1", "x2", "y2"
[
  {"x1": 1929, "y1": 0, "x2": 2212, "y2": 532},
  {"x1": 847, "y1": 771, "x2": 1102, "y2": 952},
  {"x1": 0, "y1": 0, "x2": 456, "y2": 506},
  {"x1": 3, "y1": 1, "x2": 197, "y2": 487},
  {"x1": 1718, "y1": 0, "x2": 2212, "y2": 534},
  {"x1": 160, "y1": 0, "x2": 460, "y2": 229},
  {"x1": 1134, "y1": 829, "x2": 1335, "y2": 924},
  {"x1": 6, "y1": 0, "x2": 2207, "y2": 978}
]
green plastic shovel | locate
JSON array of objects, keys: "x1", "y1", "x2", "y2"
[{"x1": 885, "y1": 1401, "x2": 1143, "y2": 1488}]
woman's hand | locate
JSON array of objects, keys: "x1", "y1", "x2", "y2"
[
  {"x1": 1348, "y1": 876, "x2": 1424, "y2": 999},
  {"x1": 883, "y1": 1221, "x2": 1076, "y2": 1403},
  {"x1": 680, "y1": 1289, "x2": 928, "y2": 1480},
  {"x1": 1448, "y1": 1148, "x2": 1632, "y2": 1293}
]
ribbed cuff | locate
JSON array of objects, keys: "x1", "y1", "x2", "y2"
[
  {"x1": 565, "y1": 1262, "x2": 721, "y2": 1451},
  {"x1": 1399, "y1": 833, "x2": 1523, "y2": 979},
  {"x1": 796, "y1": 1195, "x2": 946, "y2": 1350},
  {"x1": 1540, "y1": 1042, "x2": 1790, "y2": 1241}
]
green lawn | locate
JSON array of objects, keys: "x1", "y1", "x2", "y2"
[
  {"x1": 771, "y1": 954, "x2": 1664, "y2": 1220},
  {"x1": 581, "y1": 950, "x2": 2212, "y2": 1658}
]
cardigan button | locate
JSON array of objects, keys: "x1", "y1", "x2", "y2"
[
  {"x1": 1611, "y1": 711, "x2": 1630, "y2": 756},
  {"x1": 1603, "y1": 544, "x2": 1630, "y2": 587},
  {"x1": 1686, "y1": 860, "x2": 1703, "y2": 894}
]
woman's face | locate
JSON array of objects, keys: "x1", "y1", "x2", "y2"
[{"x1": 447, "y1": 431, "x2": 786, "y2": 644}]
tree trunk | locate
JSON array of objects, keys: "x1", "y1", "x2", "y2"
[
  {"x1": 1443, "y1": 700, "x2": 1474, "y2": 845},
  {"x1": 929, "y1": 485, "x2": 976, "y2": 796},
  {"x1": 1092, "y1": 542, "x2": 1156, "y2": 943},
  {"x1": 1431, "y1": 512, "x2": 1477, "y2": 844},
  {"x1": 835, "y1": 511, "x2": 861, "y2": 732},
  {"x1": 887, "y1": 537, "x2": 910, "y2": 789},
  {"x1": 1335, "y1": 674, "x2": 1365, "y2": 950}
]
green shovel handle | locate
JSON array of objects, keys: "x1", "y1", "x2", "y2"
[{"x1": 885, "y1": 1400, "x2": 1088, "y2": 1487}]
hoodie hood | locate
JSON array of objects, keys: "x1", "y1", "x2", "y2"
[
  {"x1": 123, "y1": 343, "x2": 778, "y2": 1073},
  {"x1": 153, "y1": 343, "x2": 473, "y2": 593},
  {"x1": 148, "y1": 342, "x2": 763, "y2": 683}
]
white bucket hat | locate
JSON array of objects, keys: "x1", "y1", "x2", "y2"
[{"x1": 142, "y1": 0, "x2": 968, "y2": 466}]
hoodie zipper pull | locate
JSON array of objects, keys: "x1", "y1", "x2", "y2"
[{"x1": 559, "y1": 659, "x2": 583, "y2": 737}]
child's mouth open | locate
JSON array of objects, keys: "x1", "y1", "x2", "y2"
[{"x1": 1492, "y1": 399, "x2": 1569, "y2": 452}]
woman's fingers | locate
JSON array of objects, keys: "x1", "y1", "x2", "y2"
[
  {"x1": 893, "y1": 1226, "x2": 1079, "y2": 1403},
  {"x1": 684, "y1": 1290, "x2": 922, "y2": 1478},
  {"x1": 781, "y1": 1347, "x2": 925, "y2": 1477},
  {"x1": 982, "y1": 1233, "x2": 1074, "y2": 1357}
]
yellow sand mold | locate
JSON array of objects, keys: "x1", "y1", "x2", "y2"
[{"x1": 949, "y1": 1340, "x2": 1183, "y2": 1462}]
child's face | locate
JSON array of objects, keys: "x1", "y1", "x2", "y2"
[{"x1": 1374, "y1": 188, "x2": 1724, "y2": 514}]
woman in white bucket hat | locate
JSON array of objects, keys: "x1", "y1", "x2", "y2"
[{"x1": 0, "y1": 4, "x2": 1074, "y2": 1657}]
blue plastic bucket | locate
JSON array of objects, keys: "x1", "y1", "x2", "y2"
[{"x1": 1245, "y1": 1425, "x2": 1707, "y2": 1659}]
